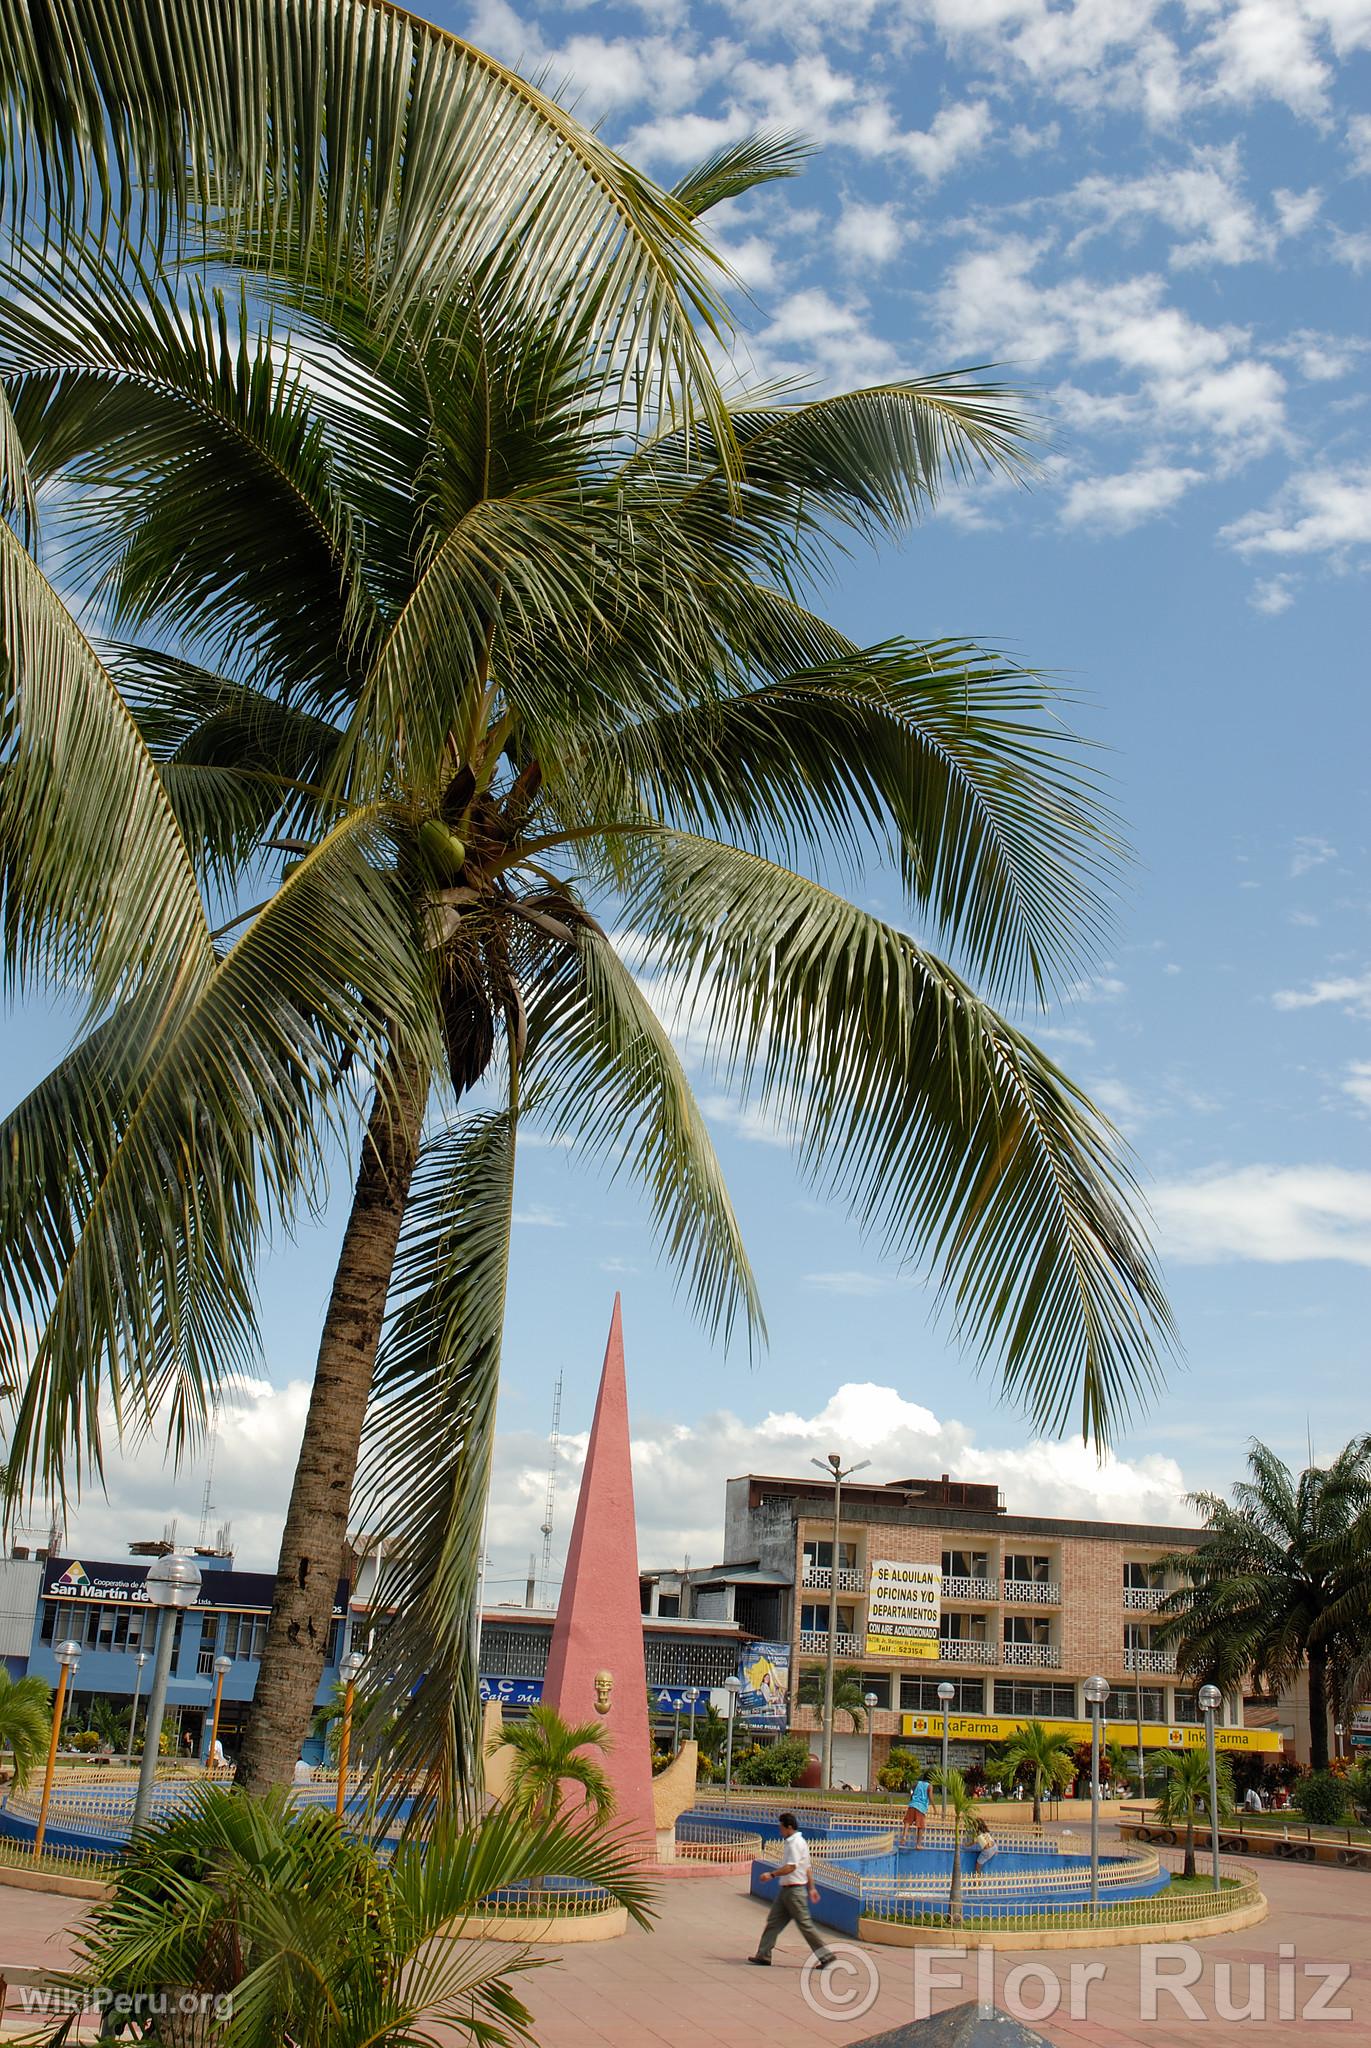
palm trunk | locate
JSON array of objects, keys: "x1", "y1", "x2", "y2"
[
  {"x1": 236, "y1": 1056, "x2": 428, "y2": 1794},
  {"x1": 1032, "y1": 1785, "x2": 1042, "y2": 1826},
  {"x1": 1308, "y1": 1646, "x2": 1330, "y2": 1772},
  {"x1": 1183, "y1": 1819, "x2": 1195, "y2": 1880},
  {"x1": 948, "y1": 1841, "x2": 962, "y2": 1926}
]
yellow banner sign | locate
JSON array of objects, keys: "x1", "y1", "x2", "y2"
[
  {"x1": 899, "y1": 1711, "x2": 1282, "y2": 1753},
  {"x1": 866, "y1": 1558, "x2": 940, "y2": 1660}
]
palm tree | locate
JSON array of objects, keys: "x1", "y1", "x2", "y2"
[
  {"x1": 57, "y1": 1781, "x2": 652, "y2": 2048},
  {"x1": 1154, "y1": 1747, "x2": 1234, "y2": 1880},
  {"x1": 797, "y1": 1665, "x2": 871, "y2": 1731},
  {"x1": 490, "y1": 1705, "x2": 615, "y2": 1830},
  {"x1": 1156, "y1": 1437, "x2": 1371, "y2": 1772},
  {"x1": 0, "y1": 1669, "x2": 52, "y2": 1788},
  {"x1": 311, "y1": 1680, "x2": 396, "y2": 1770},
  {"x1": 929, "y1": 1766, "x2": 978, "y2": 1927},
  {"x1": 994, "y1": 1719, "x2": 1076, "y2": 1824},
  {"x1": 1, "y1": 80, "x2": 1173, "y2": 1803}
]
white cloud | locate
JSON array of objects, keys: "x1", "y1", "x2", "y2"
[
  {"x1": 1343, "y1": 1062, "x2": 1371, "y2": 1111},
  {"x1": 1086, "y1": 1076, "x2": 1151, "y2": 1132},
  {"x1": 1221, "y1": 463, "x2": 1371, "y2": 557},
  {"x1": 512, "y1": 1204, "x2": 566, "y2": 1228},
  {"x1": 1194, "y1": 0, "x2": 1333, "y2": 117},
  {"x1": 1060, "y1": 462, "x2": 1203, "y2": 532},
  {"x1": 485, "y1": 1377, "x2": 1194, "y2": 1594},
  {"x1": 700, "y1": 1094, "x2": 798, "y2": 1148},
  {"x1": 1349, "y1": 113, "x2": 1371, "y2": 175},
  {"x1": 1153, "y1": 1164, "x2": 1371, "y2": 1267},
  {"x1": 1273, "y1": 968, "x2": 1371, "y2": 1016},
  {"x1": 837, "y1": 199, "x2": 905, "y2": 268},
  {"x1": 1249, "y1": 574, "x2": 1297, "y2": 613},
  {"x1": 803, "y1": 1269, "x2": 915, "y2": 1296},
  {"x1": 1065, "y1": 146, "x2": 1295, "y2": 269},
  {"x1": 1289, "y1": 835, "x2": 1337, "y2": 877}
]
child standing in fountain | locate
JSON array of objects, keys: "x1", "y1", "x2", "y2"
[
  {"x1": 972, "y1": 1818, "x2": 998, "y2": 1875},
  {"x1": 901, "y1": 1770, "x2": 931, "y2": 1848}
]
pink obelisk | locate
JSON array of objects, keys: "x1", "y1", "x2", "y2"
[{"x1": 540, "y1": 1296, "x2": 656, "y2": 1856}]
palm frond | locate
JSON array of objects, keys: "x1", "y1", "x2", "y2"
[
  {"x1": 621, "y1": 831, "x2": 1173, "y2": 1443},
  {"x1": 671, "y1": 131, "x2": 811, "y2": 218},
  {"x1": 356, "y1": 1109, "x2": 517, "y2": 1820},
  {"x1": 0, "y1": 378, "x2": 34, "y2": 532}
]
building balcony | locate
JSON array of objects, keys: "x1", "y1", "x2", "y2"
[
  {"x1": 800, "y1": 1566, "x2": 865, "y2": 1594},
  {"x1": 936, "y1": 1638, "x2": 996, "y2": 1665},
  {"x1": 1124, "y1": 1586, "x2": 1165, "y2": 1611},
  {"x1": 1001, "y1": 1641, "x2": 1062, "y2": 1668},
  {"x1": 798, "y1": 1629, "x2": 862, "y2": 1658},
  {"x1": 1002, "y1": 1579, "x2": 1060, "y2": 1605},
  {"x1": 941, "y1": 1575, "x2": 995, "y2": 1602},
  {"x1": 1125, "y1": 1646, "x2": 1176, "y2": 1674}
]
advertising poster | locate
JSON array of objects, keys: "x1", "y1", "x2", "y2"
[
  {"x1": 866, "y1": 1558, "x2": 940, "y2": 1658},
  {"x1": 737, "y1": 1640, "x2": 791, "y2": 1727}
]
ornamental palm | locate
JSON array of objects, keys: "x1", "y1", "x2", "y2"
[
  {"x1": 1, "y1": 108, "x2": 1171, "y2": 1808},
  {"x1": 0, "y1": 1668, "x2": 52, "y2": 1788},
  {"x1": 55, "y1": 1782, "x2": 652, "y2": 2048},
  {"x1": 928, "y1": 1765, "x2": 979, "y2": 1927},
  {"x1": 1156, "y1": 1437, "x2": 1371, "y2": 1772},
  {"x1": 491, "y1": 1705, "x2": 615, "y2": 1829},
  {"x1": 797, "y1": 1665, "x2": 871, "y2": 1731},
  {"x1": 1154, "y1": 1747, "x2": 1233, "y2": 1881},
  {"x1": 994, "y1": 1719, "x2": 1076, "y2": 1825}
]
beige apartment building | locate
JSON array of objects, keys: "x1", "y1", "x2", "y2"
[{"x1": 691, "y1": 1470, "x2": 1283, "y2": 1779}]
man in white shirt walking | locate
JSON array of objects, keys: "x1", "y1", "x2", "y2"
[{"x1": 749, "y1": 1813, "x2": 833, "y2": 1968}]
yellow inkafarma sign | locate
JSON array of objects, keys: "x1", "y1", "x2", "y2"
[
  {"x1": 867, "y1": 1558, "x2": 940, "y2": 1659},
  {"x1": 899, "y1": 1711, "x2": 1282, "y2": 1754}
]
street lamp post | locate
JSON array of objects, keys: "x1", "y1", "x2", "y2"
[
  {"x1": 1136, "y1": 1686, "x2": 1145, "y2": 1808},
  {"x1": 335, "y1": 1651, "x2": 366, "y2": 1822},
  {"x1": 1084, "y1": 1675, "x2": 1109, "y2": 1916},
  {"x1": 723, "y1": 1675, "x2": 741, "y2": 1800},
  {"x1": 937, "y1": 1680, "x2": 956, "y2": 1816},
  {"x1": 34, "y1": 1640, "x2": 81, "y2": 1857},
  {"x1": 133, "y1": 1553, "x2": 202, "y2": 1834},
  {"x1": 810, "y1": 1453, "x2": 870, "y2": 1792},
  {"x1": 1199, "y1": 1683, "x2": 1223, "y2": 1892},
  {"x1": 125, "y1": 1650, "x2": 149, "y2": 1765},
  {"x1": 864, "y1": 1692, "x2": 878, "y2": 1794},
  {"x1": 687, "y1": 1689, "x2": 699, "y2": 1748},
  {"x1": 207, "y1": 1655, "x2": 232, "y2": 1771}
]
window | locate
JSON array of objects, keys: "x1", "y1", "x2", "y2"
[
  {"x1": 1004, "y1": 1554, "x2": 1052, "y2": 1582},
  {"x1": 1104, "y1": 1686, "x2": 1165, "y2": 1721},
  {"x1": 800, "y1": 1603, "x2": 855, "y2": 1635},
  {"x1": 656, "y1": 1594, "x2": 680, "y2": 1618},
  {"x1": 860, "y1": 1673, "x2": 891, "y2": 1710},
  {"x1": 903, "y1": 1676, "x2": 984, "y2": 1712},
  {"x1": 1172, "y1": 1691, "x2": 1201, "y2": 1724},
  {"x1": 325, "y1": 1619, "x2": 342, "y2": 1666},
  {"x1": 223, "y1": 1612, "x2": 269, "y2": 1661},
  {"x1": 1124, "y1": 1623, "x2": 1154, "y2": 1651},
  {"x1": 1124, "y1": 1561, "x2": 1165, "y2": 1589},
  {"x1": 802, "y1": 1540, "x2": 857, "y2": 1570},
  {"x1": 941, "y1": 1550, "x2": 989, "y2": 1579},
  {"x1": 994, "y1": 1682, "x2": 1077, "y2": 1718},
  {"x1": 939, "y1": 1611, "x2": 987, "y2": 1641},
  {"x1": 40, "y1": 1601, "x2": 57, "y2": 1643},
  {"x1": 1003, "y1": 1615, "x2": 1051, "y2": 1645}
]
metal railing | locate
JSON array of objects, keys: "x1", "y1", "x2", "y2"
[
  {"x1": 797, "y1": 1629, "x2": 863, "y2": 1657},
  {"x1": 815, "y1": 1838, "x2": 1163, "y2": 1903},
  {"x1": 475, "y1": 1880, "x2": 622, "y2": 1920},
  {"x1": 673, "y1": 1822, "x2": 767, "y2": 1864},
  {"x1": 1002, "y1": 1579, "x2": 1060, "y2": 1605},
  {"x1": 1001, "y1": 1641, "x2": 1061, "y2": 1667},
  {"x1": 940, "y1": 1576, "x2": 994, "y2": 1601},
  {"x1": 1125, "y1": 1646, "x2": 1177, "y2": 1673},
  {"x1": 1124, "y1": 1586, "x2": 1166, "y2": 1610},
  {"x1": 851, "y1": 1850, "x2": 1262, "y2": 1933},
  {"x1": 0, "y1": 1833, "x2": 119, "y2": 1882},
  {"x1": 800, "y1": 1566, "x2": 865, "y2": 1593}
]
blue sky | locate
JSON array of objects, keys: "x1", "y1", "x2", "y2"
[{"x1": 6, "y1": 0, "x2": 1369, "y2": 1594}]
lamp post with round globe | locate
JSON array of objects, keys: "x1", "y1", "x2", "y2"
[
  {"x1": 810, "y1": 1452, "x2": 869, "y2": 1791},
  {"x1": 207, "y1": 1654, "x2": 233, "y2": 1771},
  {"x1": 937, "y1": 1680, "x2": 956, "y2": 1815},
  {"x1": 34, "y1": 1640, "x2": 81, "y2": 1856},
  {"x1": 1083, "y1": 1674, "x2": 1110, "y2": 1913},
  {"x1": 125, "y1": 1649, "x2": 150, "y2": 1765},
  {"x1": 1199, "y1": 1683, "x2": 1223, "y2": 1891},
  {"x1": 133, "y1": 1552, "x2": 202, "y2": 1832},
  {"x1": 335, "y1": 1651, "x2": 366, "y2": 1821},
  {"x1": 723, "y1": 1675, "x2": 742, "y2": 1799},
  {"x1": 864, "y1": 1691, "x2": 878, "y2": 1793}
]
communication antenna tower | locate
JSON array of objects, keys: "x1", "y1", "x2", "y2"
[
  {"x1": 538, "y1": 1372, "x2": 563, "y2": 1606},
  {"x1": 198, "y1": 1405, "x2": 220, "y2": 1547}
]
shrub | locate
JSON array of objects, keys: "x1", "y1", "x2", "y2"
[
  {"x1": 735, "y1": 1737, "x2": 811, "y2": 1787},
  {"x1": 69, "y1": 1729, "x2": 101, "y2": 1754},
  {"x1": 1296, "y1": 1769, "x2": 1350, "y2": 1824},
  {"x1": 1347, "y1": 1759, "x2": 1371, "y2": 1820},
  {"x1": 878, "y1": 1748, "x2": 923, "y2": 1792}
]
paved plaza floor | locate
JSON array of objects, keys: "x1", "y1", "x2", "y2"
[{"x1": 3, "y1": 1831, "x2": 1367, "y2": 2046}]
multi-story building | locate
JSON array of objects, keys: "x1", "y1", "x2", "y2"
[{"x1": 710, "y1": 1469, "x2": 1281, "y2": 1780}]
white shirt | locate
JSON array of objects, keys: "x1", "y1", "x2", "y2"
[{"x1": 777, "y1": 1831, "x2": 812, "y2": 1888}]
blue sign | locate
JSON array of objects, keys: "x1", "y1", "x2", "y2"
[
  {"x1": 738, "y1": 1640, "x2": 791, "y2": 1729},
  {"x1": 479, "y1": 1676, "x2": 543, "y2": 1707},
  {"x1": 648, "y1": 1686, "x2": 713, "y2": 1714}
]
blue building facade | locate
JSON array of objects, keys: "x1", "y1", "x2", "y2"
[{"x1": 30, "y1": 1555, "x2": 349, "y2": 1760}]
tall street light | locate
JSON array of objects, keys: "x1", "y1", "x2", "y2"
[
  {"x1": 810, "y1": 1453, "x2": 870, "y2": 1791},
  {"x1": 1199, "y1": 1683, "x2": 1223, "y2": 1892},
  {"x1": 864, "y1": 1692, "x2": 878, "y2": 1795},
  {"x1": 335, "y1": 1651, "x2": 366, "y2": 1822},
  {"x1": 723, "y1": 1675, "x2": 741, "y2": 1800},
  {"x1": 207, "y1": 1655, "x2": 232, "y2": 1771},
  {"x1": 34, "y1": 1640, "x2": 81, "y2": 1857},
  {"x1": 125, "y1": 1650, "x2": 149, "y2": 1766},
  {"x1": 133, "y1": 1553, "x2": 202, "y2": 1833},
  {"x1": 937, "y1": 1680, "x2": 956, "y2": 1816},
  {"x1": 686, "y1": 1688, "x2": 699, "y2": 1749},
  {"x1": 1084, "y1": 1674, "x2": 1109, "y2": 1916}
]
